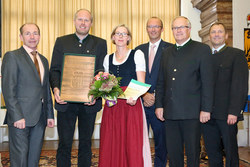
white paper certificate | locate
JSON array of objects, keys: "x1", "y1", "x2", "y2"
[{"x1": 118, "y1": 79, "x2": 151, "y2": 100}]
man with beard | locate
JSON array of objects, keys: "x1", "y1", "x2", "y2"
[{"x1": 50, "y1": 9, "x2": 107, "y2": 167}]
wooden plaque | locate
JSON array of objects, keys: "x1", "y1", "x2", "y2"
[{"x1": 60, "y1": 54, "x2": 95, "y2": 103}]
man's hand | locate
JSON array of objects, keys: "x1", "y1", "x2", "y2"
[
  {"x1": 143, "y1": 93, "x2": 155, "y2": 107},
  {"x1": 53, "y1": 87, "x2": 67, "y2": 104},
  {"x1": 47, "y1": 119, "x2": 55, "y2": 128},
  {"x1": 84, "y1": 95, "x2": 96, "y2": 106},
  {"x1": 227, "y1": 114, "x2": 237, "y2": 125},
  {"x1": 14, "y1": 119, "x2": 25, "y2": 129},
  {"x1": 126, "y1": 97, "x2": 136, "y2": 106},
  {"x1": 155, "y1": 108, "x2": 165, "y2": 121},
  {"x1": 200, "y1": 111, "x2": 210, "y2": 123}
]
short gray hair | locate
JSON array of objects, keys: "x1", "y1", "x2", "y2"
[{"x1": 171, "y1": 16, "x2": 191, "y2": 28}]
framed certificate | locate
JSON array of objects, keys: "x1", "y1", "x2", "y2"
[{"x1": 60, "y1": 53, "x2": 96, "y2": 103}]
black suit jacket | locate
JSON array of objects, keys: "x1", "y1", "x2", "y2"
[
  {"x1": 135, "y1": 40, "x2": 173, "y2": 94},
  {"x1": 155, "y1": 40, "x2": 214, "y2": 120},
  {"x1": 212, "y1": 46, "x2": 248, "y2": 120},
  {"x1": 2, "y1": 47, "x2": 54, "y2": 126},
  {"x1": 50, "y1": 34, "x2": 107, "y2": 113}
]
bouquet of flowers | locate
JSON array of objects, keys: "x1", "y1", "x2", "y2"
[{"x1": 88, "y1": 72, "x2": 123, "y2": 107}]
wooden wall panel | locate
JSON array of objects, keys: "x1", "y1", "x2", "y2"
[{"x1": 191, "y1": 0, "x2": 232, "y2": 47}]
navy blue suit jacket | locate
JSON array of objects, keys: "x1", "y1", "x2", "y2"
[{"x1": 136, "y1": 40, "x2": 173, "y2": 94}]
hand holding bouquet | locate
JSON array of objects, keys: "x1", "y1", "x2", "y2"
[{"x1": 88, "y1": 72, "x2": 123, "y2": 107}]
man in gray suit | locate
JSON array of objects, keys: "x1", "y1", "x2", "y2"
[{"x1": 1, "y1": 23, "x2": 54, "y2": 167}]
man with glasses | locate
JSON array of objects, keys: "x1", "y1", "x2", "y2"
[
  {"x1": 50, "y1": 9, "x2": 107, "y2": 167},
  {"x1": 155, "y1": 16, "x2": 213, "y2": 166},
  {"x1": 135, "y1": 17, "x2": 172, "y2": 167},
  {"x1": 202, "y1": 22, "x2": 248, "y2": 167}
]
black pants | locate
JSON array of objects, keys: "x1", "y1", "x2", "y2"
[
  {"x1": 165, "y1": 119, "x2": 201, "y2": 167},
  {"x1": 202, "y1": 119, "x2": 239, "y2": 167},
  {"x1": 56, "y1": 104, "x2": 97, "y2": 167}
]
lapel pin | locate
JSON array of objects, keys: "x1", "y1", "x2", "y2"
[
  {"x1": 79, "y1": 44, "x2": 82, "y2": 47},
  {"x1": 87, "y1": 50, "x2": 89, "y2": 53}
]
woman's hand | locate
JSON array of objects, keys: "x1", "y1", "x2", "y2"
[{"x1": 126, "y1": 97, "x2": 136, "y2": 106}]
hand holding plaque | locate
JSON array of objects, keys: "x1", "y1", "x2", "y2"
[{"x1": 60, "y1": 54, "x2": 96, "y2": 103}]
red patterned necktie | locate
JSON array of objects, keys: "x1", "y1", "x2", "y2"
[
  {"x1": 149, "y1": 44, "x2": 156, "y2": 73},
  {"x1": 213, "y1": 50, "x2": 218, "y2": 54},
  {"x1": 31, "y1": 51, "x2": 41, "y2": 81}
]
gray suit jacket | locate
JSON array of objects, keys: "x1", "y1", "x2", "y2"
[{"x1": 1, "y1": 46, "x2": 54, "y2": 126}]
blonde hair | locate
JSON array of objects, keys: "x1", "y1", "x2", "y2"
[{"x1": 74, "y1": 9, "x2": 93, "y2": 23}]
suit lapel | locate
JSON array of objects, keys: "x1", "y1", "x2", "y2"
[
  {"x1": 143, "y1": 43, "x2": 150, "y2": 74},
  {"x1": 20, "y1": 47, "x2": 42, "y2": 84},
  {"x1": 38, "y1": 54, "x2": 47, "y2": 85}
]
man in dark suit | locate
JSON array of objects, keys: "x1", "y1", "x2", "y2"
[
  {"x1": 135, "y1": 17, "x2": 172, "y2": 167},
  {"x1": 49, "y1": 9, "x2": 107, "y2": 167},
  {"x1": 1, "y1": 23, "x2": 54, "y2": 167},
  {"x1": 202, "y1": 22, "x2": 248, "y2": 167},
  {"x1": 155, "y1": 16, "x2": 214, "y2": 167}
]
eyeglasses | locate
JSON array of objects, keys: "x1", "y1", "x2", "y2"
[
  {"x1": 115, "y1": 32, "x2": 128, "y2": 37},
  {"x1": 172, "y1": 26, "x2": 190, "y2": 31},
  {"x1": 147, "y1": 25, "x2": 162, "y2": 29}
]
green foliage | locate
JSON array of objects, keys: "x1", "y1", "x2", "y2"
[{"x1": 88, "y1": 72, "x2": 123, "y2": 99}]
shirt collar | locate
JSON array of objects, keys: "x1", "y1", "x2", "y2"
[
  {"x1": 75, "y1": 33, "x2": 89, "y2": 43},
  {"x1": 176, "y1": 38, "x2": 191, "y2": 47},
  {"x1": 149, "y1": 39, "x2": 161, "y2": 48},
  {"x1": 23, "y1": 45, "x2": 37, "y2": 55},
  {"x1": 212, "y1": 43, "x2": 226, "y2": 53}
]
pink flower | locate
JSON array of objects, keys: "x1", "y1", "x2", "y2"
[
  {"x1": 94, "y1": 75, "x2": 101, "y2": 81},
  {"x1": 103, "y1": 72, "x2": 109, "y2": 77},
  {"x1": 99, "y1": 80, "x2": 115, "y2": 92},
  {"x1": 88, "y1": 72, "x2": 123, "y2": 107}
]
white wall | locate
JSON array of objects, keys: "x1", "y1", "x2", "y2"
[
  {"x1": 181, "y1": 0, "x2": 201, "y2": 42},
  {"x1": 233, "y1": 0, "x2": 250, "y2": 50}
]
